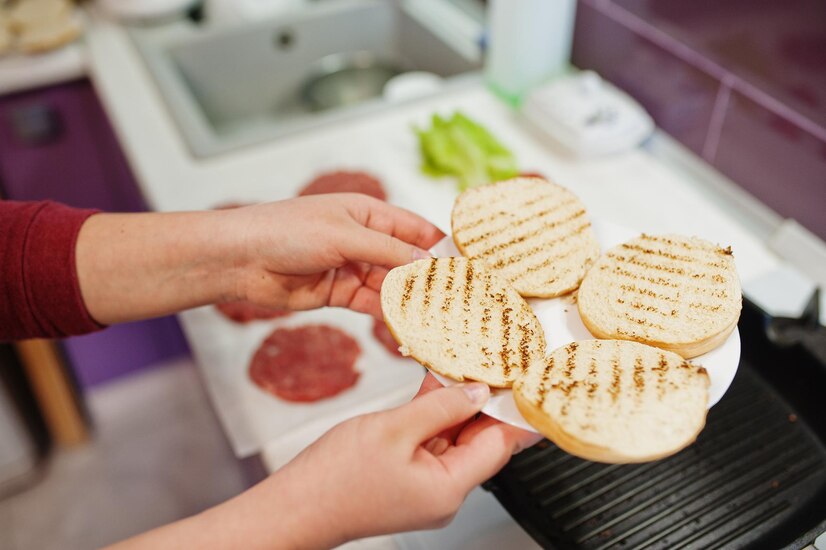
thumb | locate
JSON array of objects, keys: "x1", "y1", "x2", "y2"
[
  {"x1": 439, "y1": 422, "x2": 524, "y2": 491},
  {"x1": 385, "y1": 383, "x2": 490, "y2": 444},
  {"x1": 341, "y1": 226, "x2": 431, "y2": 269}
]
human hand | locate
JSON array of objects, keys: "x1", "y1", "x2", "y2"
[
  {"x1": 255, "y1": 375, "x2": 542, "y2": 548},
  {"x1": 109, "y1": 374, "x2": 541, "y2": 550},
  {"x1": 221, "y1": 194, "x2": 444, "y2": 318}
]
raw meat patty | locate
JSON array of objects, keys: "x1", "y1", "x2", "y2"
[
  {"x1": 299, "y1": 171, "x2": 387, "y2": 201},
  {"x1": 216, "y1": 302, "x2": 291, "y2": 324},
  {"x1": 249, "y1": 325, "x2": 361, "y2": 402}
]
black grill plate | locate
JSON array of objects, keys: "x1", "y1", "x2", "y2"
[{"x1": 488, "y1": 302, "x2": 826, "y2": 549}]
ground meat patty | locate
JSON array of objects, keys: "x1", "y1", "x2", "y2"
[
  {"x1": 372, "y1": 319, "x2": 403, "y2": 357},
  {"x1": 519, "y1": 171, "x2": 547, "y2": 180},
  {"x1": 299, "y1": 171, "x2": 387, "y2": 201},
  {"x1": 216, "y1": 302, "x2": 291, "y2": 324},
  {"x1": 249, "y1": 325, "x2": 361, "y2": 402}
]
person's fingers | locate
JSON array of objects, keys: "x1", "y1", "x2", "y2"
[
  {"x1": 438, "y1": 422, "x2": 524, "y2": 490},
  {"x1": 324, "y1": 264, "x2": 381, "y2": 317},
  {"x1": 512, "y1": 430, "x2": 545, "y2": 455},
  {"x1": 413, "y1": 372, "x2": 445, "y2": 398},
  {"x1": 339, "y1": 225, "x2": 432, "y2": 269},
  {"x1": 423, "y1": 436, "x2": 451, "y2": 456},
  {"x1": 384, "y1": 384, "x2": 489, "y2": 444},
  {"x1": 363, "y1": 265, "x2": 389, "y2": 292},
  {"x1": 346, "y1": 196, "x2": 446, "y2": 251},
  {"x1": 456, "y1": 415, "x2": 544, "y2": 455},
  {"x1": 454, "y1": 414, "x2": 499, "y2": 445},
  {"x1": 415, "y1": 375, "x2": 471, "y2": 452},
  {"x1": 343, "y1": 288, "x2": 382, "y2": 319}
]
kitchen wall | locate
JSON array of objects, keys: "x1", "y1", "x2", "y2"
[{"x1": 572, "y1": 0, "x2": 826, "y2": 241}]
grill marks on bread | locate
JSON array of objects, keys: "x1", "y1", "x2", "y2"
[
  {"x1": 513, "y1": 340, "x2": 710, "y2": 463},
  {"x1": 474, "y1": 207, "x2": 586, "y2": 258},
  {"x1": 380, "y1": 258, "x2": 546, "y2": 387},
  {"x1": 459, "y1": 198, "x2": 579, "y2": 247},
  {"x1": 578, "y1": 234, "x2": 742, "y2": 358},
  {"x1": 441, "y1": 258, "x2": 456, "y2": 313},
  {"x1": 536, "y1": 357, "x2": 555, "y2": 407},
  {"x1": 401, "y1": 273, "x2": 416, "y2": 312},
  {"x1": 452, "y1": 177, "x2": 600, "y2": 298}
]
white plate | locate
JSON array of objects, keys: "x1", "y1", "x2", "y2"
[{"x1": 428, "y1": 219, "x2": 741, "y2": 433}]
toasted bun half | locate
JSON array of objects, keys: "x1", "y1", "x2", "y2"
[
  {"x1": 451, "y1": 177, "x2": 600, "y2": 298},
  {"x1": 380, "y1": 257, "x2": 546, "y2": 387},
  {"x1": 9, "y1": 0, "x2": 71, "y2": 32},
  {"x1": 514, "y1": 340, "x2": 709, "y2": 463},
  {"x1": 0, "y1": 23, "x2": 11, "y2": 57},
  {"x1": 17, "y1": 15, "x2": 81, "y2": 54},
  {"x1": 577, "y1": 234, "x2": 742, "y2": 358}
]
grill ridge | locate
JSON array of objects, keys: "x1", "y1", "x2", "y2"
[
  {"x1": 592, "y1": 443, "x2": 812, "y2": 549},
  {"x1": 570, "y1": 429, "x2": 800, "y2": 539}
]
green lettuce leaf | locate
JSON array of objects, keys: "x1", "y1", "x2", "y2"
[{"x1": 415, "y1": 112, "x2": 518, "y2": 191}]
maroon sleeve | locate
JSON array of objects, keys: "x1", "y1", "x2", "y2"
[{"x1": 0, "y1": 201, "x2": 104, "y2": 341}]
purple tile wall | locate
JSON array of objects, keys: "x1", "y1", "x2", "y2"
[
  {"x1": 613, "y1": 0, "x2": 826, "y2": 131},
  {"x1": 572, "y1": 0, "x2": 826, "y2": 241},
  {"x1": 713, "y1": 90, "x2": 826, "y2": 239},
  {"x1": 0, "y1": 80, "x2": 191, "y2": 388}
]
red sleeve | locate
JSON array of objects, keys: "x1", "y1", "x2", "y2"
[{"x1": 0, "y1": 201, "x2": 105, "y2": 341}]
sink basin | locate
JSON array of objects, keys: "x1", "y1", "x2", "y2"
[{"x1": 131, "y1": 0, "x2": 482, "y2": 157}]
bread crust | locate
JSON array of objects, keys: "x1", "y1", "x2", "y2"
[
  {"x1": 579, "y1": 310, "x2": 739, "y2": 358},
  {"x1": 513, "y1": 386, "x2": 706, "y2": 463},
  {"x1": 512, "y1": 340, "x2": 709, "y2": 463}
]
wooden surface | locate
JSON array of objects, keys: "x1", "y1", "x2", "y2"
[{"x1": 15, "y1": 339, "x2": 89, "y2": 447}]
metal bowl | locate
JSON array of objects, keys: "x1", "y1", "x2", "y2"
[{"x1": 301, "y1": 51, "x2": 404, "y2": 112}]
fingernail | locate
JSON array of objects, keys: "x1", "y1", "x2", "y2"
[
  {"x1": 462, "y1": 383, "x2": 490, "y2": 405},
  {"x1": 411, "y1": 247, "x2": 433, "y2": 261}
]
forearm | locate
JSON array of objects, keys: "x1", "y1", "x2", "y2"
[
  {"x1": 108, "y1": 470, "x2": 337, "y2": 550},
  {"x1": 76, "y1": 210, "x2": 242, "y2": 325}
]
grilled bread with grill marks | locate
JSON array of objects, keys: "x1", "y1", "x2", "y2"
[
  {"x1": 577, "y1": 234, "x2": 741, "y2": 358},
  {"x1": 380, "y1": 257, "x2": 546, "y2": 387},
  {"x1": 451, "y1": 177, "x2": 600, "y2": 298},
  {"x1": 514, "y1": 340, "x2": 709, "y2": 463}
]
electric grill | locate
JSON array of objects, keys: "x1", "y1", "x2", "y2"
[{"x1": 487, "y1": 296, "x2": 826, "y2": 549}]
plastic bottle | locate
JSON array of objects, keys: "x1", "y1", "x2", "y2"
[{"x1": 485, "y1": 0, "x2": 577, "y2": 106}]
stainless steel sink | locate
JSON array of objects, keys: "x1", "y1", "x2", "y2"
[{"x1": 130, "y1": 0, "x2": 483, "y2": 157}]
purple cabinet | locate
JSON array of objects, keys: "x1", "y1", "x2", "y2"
[{"x1": 0, "y1": 79, "x2": 190, "y2": 388}]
